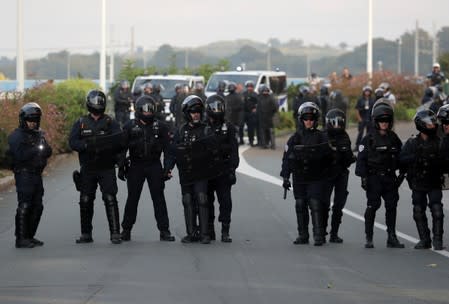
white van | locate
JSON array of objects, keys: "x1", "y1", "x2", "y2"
[
  {"x1": 205, "y1": 70, "x2": 288, "y2": 111},
  {"x1": 131, "y1": 74, "x2": 205, "y2": 121}
]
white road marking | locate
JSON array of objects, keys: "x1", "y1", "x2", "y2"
[{"x1": 237, "y1": 145, "x2": 449, "y2": 259}]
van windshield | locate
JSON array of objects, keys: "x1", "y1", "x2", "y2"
[
  {"x1": 133, "y1": 79, "x2": 189, "y2": 99},
  {"x1": 205, "y1": 74, "x2": 259, "y2": 92}
]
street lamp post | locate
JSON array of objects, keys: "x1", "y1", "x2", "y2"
[
  {"x1": 99, "y1": 0, "x2": 107, "y2": 91},
  {"x1": 367, "y1": 0, "x2": 373, "y2": 81},
  {"x1": 266, "y1": 43, "x2": 271, "y2": 70},
  {"x1": 397, "y1": 38, "x2": 402, "y2": 74},
  {"x1": 16, "y1": 0, "x2": 24, "y2": 92}
]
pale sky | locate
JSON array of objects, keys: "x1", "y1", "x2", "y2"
[{"x1": 1, "y1": 0, "x2": 449, "y2": 58}]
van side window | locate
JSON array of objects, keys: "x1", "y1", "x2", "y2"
[{"x1": 260, "y1": 76, "x2": 267, "y2": 85}]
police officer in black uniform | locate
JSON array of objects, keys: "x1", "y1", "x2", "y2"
[
  {"x1": 258, "y1": 85, "x2": 278, "y2": 149},
  {"x1": 427, "y1": 63, "x2": 446, "y2": 87},
  {"x1": 322, "y1": 109, "x2": 355, "y2": 243},
  {"x1": 166, "y1": 95, "x2": 216, "y2": 244},
  {"x1": 281, "y1": 102, "x2": 332, "y2": 246},
  {"x1": 400, "y1": 109, "x2": 444, "y2": 250},
  {"x1": 118, "y1": 95, "x2": 175, "y2": 242},
  {"x1": 69, "y1": 89, "x2": 124, "y2": 244},
  {"x1": 114, "y1": 80, "x2": 133, "y2": 127},
  {"x1": 438, "y1": 104, "x2": 449, "y2": 194},
  {"x1": 355, "y1": 100, "x2": 404, "y2": 249},
  {"x1": 355, "y1": 86, "x2": 375, "y2": 151},
  {"x1": 150, "y1": 83, "x2": 166, "y2": 121},
  {"x1": 225, "y1": 82, "x2": 244, "y2": 144},
  {"x1": 205, "y1": 94, "x2": 239, "y2": 242},
  {"x1": 216, "y1": 81, "x2": 226, "y2": 98},
  {"x1": 170, "y1": 83, "x2": 187, "y2": 129},
  {"x1": 7, "y1": 103, "x2": 52, "y2": 248},
  {"x1": 318, "y1": 86, "x2": 330, "y2": 128},
  {"x1": 243, "y1": 81, "x2": 259, "y2": 146}
]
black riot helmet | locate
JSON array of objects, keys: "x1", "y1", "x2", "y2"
[
  {"x1": 86, "y1": 89, "x2": 107, "y2": 115},
  {"x1": 259, "y1": 84, "x2": 270, "y2": 95},
  {"x1": 135, "y1": 95, "x2": 156, "y2": 124},
  {"x1": 374, "y1": 87, "x2": 384, "y2": 101},
  {"x1": 299, "y1": 85, "x2": 310, "y2": 96},
  {"x1": 325, "y1": 108, "x2": 346, "y2": 134},
  {"x1": 414, "y1": 109, "x2": 438, "y2": 136},
  {"x1": 437, "y1": 104, "x2": 449, "y2": 125},
  {"x1": 206, "y1": 94, "x2": 226, "y2": 122},
  {"x1": 245, "y1": 80, "x2": 255, "y2": 89},
  {"x1": 424, "y1": 86, "x2": 436, "y2": 98},
  {"x1": 320, "y1": 86, "x2": 329, "y2": 96},
  {"x1": 153, "y1": 83, "x2": 163, "y2": 94},
  {"x1": 19, "y1": 102, "x2": 42, "y2": 130},
  {"x1": 217, "y1": 81, "x2": 226, "y2": 93},
  {"x1": 371, "y1": 99, "x2": 394, "y2": 130},
  {"x1": 120, "y1": 80, "x2": 130, "y2": 90},
  {"x1": 362, "y1": 85, "x2": 373, "y2": 95},
  {"x1": 227, "y1": 82, "x2": 237, "y2": 93},
  {"x1": 298, "y1": 101, "x2": 320, "y2": 129},
  {"x1": 182, "y1": 95, "x2": 204, "y2": 124}
]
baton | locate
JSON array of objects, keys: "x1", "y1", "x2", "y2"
[{"x1": 283, "y1": 188, "x2": 288, "y2": 200}]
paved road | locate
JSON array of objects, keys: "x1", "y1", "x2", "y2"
[{"x1": 0, "y1": 123, "x2": 448, "y2": 303}]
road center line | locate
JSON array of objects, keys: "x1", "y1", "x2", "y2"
[{"x1": 237, "y1": 146, "x2": 449, "y2": 258}]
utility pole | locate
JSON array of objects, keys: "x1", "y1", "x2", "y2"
[
  {"x1": 184, "y1": 48, "x2": 189, "y2": 69},
  {"x1": 432, "y1": 21, "x2": 439, "y2": 64},
  {"x1": 130, "y1": 26, "x2": 135, "y2": 58},
  {"x1": 367, "y1": 0, "x2": 373, "y2": 81},
  {"x1": 67, "y1": 51, "x2": 71, "y2": 79},
  {"x1": 266, "y1": 43, "x2": 271, "y2": 70},
  {"x1": 397, "y1": 38, "x2": 402, "y2": 74},
  {"x1": 99, "y1": 0, "x2": 107, "y2": 91},
  {"x1": 16, "y1": 0, "x2": 24, "y2": 92},
  {"x1": 415, "y1": 20, "x2": 419, "y2": 77}
]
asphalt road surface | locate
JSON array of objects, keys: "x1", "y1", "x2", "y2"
[{"x1": 0, "y1": 125, "x2": 449, "y2": 304}]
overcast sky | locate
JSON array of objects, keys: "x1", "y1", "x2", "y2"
[{"x1": 1, "y1": 0, "x2": 448, "y2": 58}]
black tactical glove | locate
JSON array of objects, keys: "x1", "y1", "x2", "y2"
[
  {"x1": 163, "y1": 169, "x2": 172, "y2": 181},
  {"x1": 395, "y1": 172, "x2": 406, "y2": 188},
  {"x1": 118, "y1": 166, "x2": 127, "y2": 181},
  {"x1": 282, "y1": 178, "x2": 291, "y2": 191},
  {"x1": 229, "y1": 170, "x2": 237, "y2": 185},
  {"x1": 361, "y1": 177, "x2": 368, "y2": 191}
]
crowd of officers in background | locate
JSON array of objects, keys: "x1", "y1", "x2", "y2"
[{"x1": 6, "y1": 62, "x2": 449, "y2": 252}]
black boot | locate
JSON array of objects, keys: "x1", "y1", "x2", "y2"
[
  {"x1": 293, "y1": 199, "x2": 309, "y2": 245},
  {"x1": 76, "y1": 199, "x2": 94, "y2": 244},
  {"x1": 198, "y1": 201, "x2": 211, "y2": 244},
  {"x1": 413, "y1": 206, "x2": 431, "y2": 249},
  {"x1": 160, "y1": 230, "x2": 175, "y2": 242},
  {"x1": 329, "y1": 207, "x2": 344, "y2": 243},
  {"x1": 104, "y1": 195, "x2": 122, "y2": 244},
  {"x1": 121, "y1": 229, "x2": 131, "y2": 241},
  {"x1": 221, "y1": 223, "x2": 232, "y2": 243},
  {"x1": 310, "y1": 199, "x2": 325, "y2": 246},
  {"x1": 181, "y1": 195, "x2": 196, "y2": 243},
  {"x1": 431, "y1": 204, "x2": 444, "y2": 251},
  {"x1": 323, "y1": 206, "x2": 330, "y2": 243},
  {"x1": 29, "y1": 205, "x2": 44, "y2": 246},
  {"x1": 208, "y1": 223, "x2": 216, "y2": 241},
  {"x1": 364, "y1": 206, "x2": 376, "y2": 248},
  {"x1": 386, "y1": 208, "x2": 404, "y2": 248},
  {"x1": 15, "y1": 205, "x2": 34, "y2": 248}
]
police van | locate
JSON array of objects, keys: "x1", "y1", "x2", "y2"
[
  {"x1": 131, "y1": 74, "x2": 205, "y2": 121},
  {"x1": 205, "y1": 70, "x2": 288, "y2": 111}
]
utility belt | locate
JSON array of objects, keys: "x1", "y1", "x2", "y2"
[
  {"x1": 13, "y1": 167, "x2": 42, "y2": 175},
  {"x1": 368, "y1": 168, "x2": 395, "y2": 177}
]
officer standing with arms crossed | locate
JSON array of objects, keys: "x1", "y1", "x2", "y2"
[
  {"x1": 7, "y1": 103, "x2": 52, "y2": 248},
  {"x1": 281, "y1": 102, "x2": 332, "y2": 246},
  {"x1": 322, "y1": 109, "x2": 355, "y2": 243},
  {"x1": 355, "y1": 100, "x2": 404, "y2": 249},
  {"x1": 400, "y1": 109, "x2": 444, "y2": 250},
  {"x1": 205, "y1": 94, "x2": 239, "y2": 242},
  {"x1": 166, "y1": 95, "x2": 218, "y2": 244},
  {"x1": 69, "y1": 89, "x2": 124, "y2": 244},
  {"x1": 119, "y1": 95, "x2": 175, "y2": 242}
]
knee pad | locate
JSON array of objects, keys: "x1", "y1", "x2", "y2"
[
  {"x1": 367, "y1": 200, "x2": 381, "y2": 211},
  {"x1": 197, "y1": 193, "x2": 208, "y2": 207},
  {"x1": 102, "y1": 193, "x2": 118, "y2": 206},
  {"x1": 431, "y1": 204, "x2": 444, "y2": 220},
  {"x1": 80, "y1": 195, "x2": 93, "y2": 207},
  {"x1": 309, "y1": 198, "x2": 321, "y2": 212},
  {"x1": 413, "y1": 205, "x2": 425, "y2": 221},
  {"x1": 17, "y1": 202, "x2": 31, "y2": 214},
  {"x1": 182, "y1": 193, "x2": 193, "y2": 208},
  {"x1": 295, "y1": 199, "x2": 307, "y2": 213}
]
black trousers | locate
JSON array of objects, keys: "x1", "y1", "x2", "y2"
[
  {"x1": 245, "y1": 112, "x2": 258, "y2": 144},
  {"x1": 122, "y1": 162, "x2": 170, "y2": 232},
  {"x1": 15, "y1": 172, "x2": 44, "y2": 209},
  {"x1": 322, "y1": 169, "x2": 349, "y2": 232},
  {"x1": 356, "y1": 120, "x2": 371, "y2": 148},
  {"x1": 208, "y1": 174, "x2": 233, "y2": 225}
]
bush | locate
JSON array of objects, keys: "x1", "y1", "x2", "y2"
[{"x1": 276, "y1": 111, "x2": 296, "y2": 131}]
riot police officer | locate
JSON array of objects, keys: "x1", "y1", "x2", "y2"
[
  {"x1": 170, "y1": 83, "x2": 187, "y2": 129},
  {"x1": 193, "y1": 83, "x2": 207, "y2": 103},
  {"x1": 318, "y1": 86, "x2": 330, "y2": 127},
  {"x1": 7, "y1": 103, "x2": 52, "y2": 248},
  {"x1": 400, "y1": 110, "x2": 444, "y2": 250},
  {"x1": 225, "y1": 82, "x2": 244, "y2": 144},
  {"x1": 438, "y1": 104, "x2": 449, "y2": 192},
  {"x1": 355, "y1": 86, "x2": 375, "y2": 151},
  {"x1": 355, "y1": 99, "x2": 404, "y2": 249},
  {"x1": 119, "y1": 95, "x2": 175, "y2": 242},
  {"x1": 322, "y1": 109, "x2": 355, "y2": 243},
  {"x1": 69, "y1": 89, "x2": 124, "y2": 244},
  {"x1": 216, "y1": 81, "x2": 226, "y2": 98},
  {"x1": 281, "y1": 102, "x2": 332, "y2": 246},
  {"x1": 114, "y1": 80, "x2": 133, "y2": 127},
  {"x1": 205, "y1": 94, "x2": 239, "y2": 242},
  {"x1": 427, "y1": 62, "x2": 446, "y2": 87},
  {"x1": 150, "y1": 83, "x2": 166, "y2": 121},
  {"x1": 243, "y1": 81, "x2": 259, "y2": 146},
  {"x1": 258, "y1": 85, "x2": 278, "y2": 149},
  {"x1": 166, "y1": 95, "x2": 218, "y2": 244}
]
